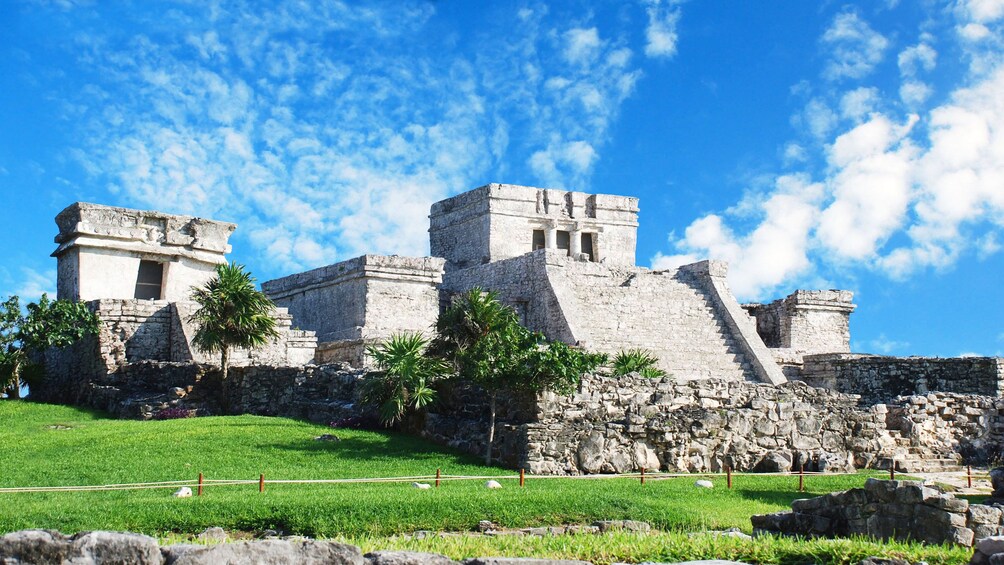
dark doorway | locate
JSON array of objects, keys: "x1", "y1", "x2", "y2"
[
  {"x1": 532, "y1": 229, "x2": 545, "y2": 251},
  {"x1": 556, "y1": 230, "x2": 571, "y2": 255},
  {"x1": 134, "y1": 261, "x2": 163, "y2": 300},
  {"x1": 581, "y1": 233, "x2": 594, "y2": 261}
]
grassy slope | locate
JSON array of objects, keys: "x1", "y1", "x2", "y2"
[{"x1": 0, "y1": 401, "x2": 971, "y2": 564}]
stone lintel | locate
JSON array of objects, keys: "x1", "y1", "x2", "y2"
[
  {"x1": 52, "y1": 202, "x2": 235, "y2": 258},
  {"x1": 785, "y1": 290, "x2": 856, "y2": 313},
  {"x1": 262, "y1": 255, "x2": 446, "y2": 299}
]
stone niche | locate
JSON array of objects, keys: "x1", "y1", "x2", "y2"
[
  {"x1": 262, "y1": 255, "x2": 445, "y2": 367},
  {"x1": 429, "y1": 183, "x2": 639, "y2": 272},
  {"x1": 52, "y1": 202, "x2": 235, "y2": 302}
]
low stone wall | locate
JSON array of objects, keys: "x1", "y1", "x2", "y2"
[
  {"x1": 34, "y1": 359, "x2": 367, "y2": 422},
  {"x1": 752, "y1": 478, "x2": 1002, "y2": 547},
  {"x1": 523, "y1": 375, "x2": 881, "y2": 475},
  {"x1": 803, "y1": 354, "x2": 1004, "y2": 404}
]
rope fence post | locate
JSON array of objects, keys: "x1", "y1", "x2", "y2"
[
  {"x1": 519, "y1": 468, "x2": 525, "y2": 488},
  {"x1": 435, "y1": 468, "x2": 440, "y2": 488},
  {"x1": 798, "y1": 464, "x2": 805, "y2": 492},
  {"x1": 640, "y1": 467, "x2": 645, "y2": 485},
  {"x1": 259, "y1": 474, "x2": 265, "y2": 493},
  {"x1": 890, "y1": 462, "x2": 895, "y2": 481},
  {"x1": 726, "y1": 465, "x2": 732, "y2": 490},
  {"x1": 197, "y1": 473, "x2": 203, "y2": 497},
  {"x1": 968, "y1": 466, "x2": 973, "y2": 489}
]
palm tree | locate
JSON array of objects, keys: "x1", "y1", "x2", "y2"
[
  {"x1": 360, "y1": 332, "x2": 449, "y2": 426},
  {"x1": 189, "y1": 262, "x2": 279, "y2": 383}
]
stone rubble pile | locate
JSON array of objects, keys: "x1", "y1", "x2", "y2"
[
  {"x1": 0, "y1": 529, "x2": 751, "y2": 565},
  {"x1": 752, "y1": 478, "x2": 1004, "y2": 547}
]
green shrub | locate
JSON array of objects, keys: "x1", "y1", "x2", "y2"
[{"x1": 611, "y1": 349, "x2": 666, "y2": 378}]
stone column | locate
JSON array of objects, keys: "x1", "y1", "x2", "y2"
[
  {"x1": 545, "y1": 223, "x2": 557, "y2": 249},
  {"x1": 570, "y1": 225, "x2": 582, "y2": 257}
]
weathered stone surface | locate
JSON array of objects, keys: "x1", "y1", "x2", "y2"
[
  {"x1": 0, "y1": 530, "x2": 163, "y2": 565},
  {"x1": 165, "y1": 539, "x2": 363, "y2": 565},
  {"x1": 754, "y1": 479, "x2": 989, "y2": 547},
  {"x1": 365, "y1": 550, "x2": 458, "y2": 565},
  {"x1": 592, "y1": 520, "x2": 651, "y2": 533},
  {"x1": 0, "y1": 530, "x2": 72, "y2": 564}
]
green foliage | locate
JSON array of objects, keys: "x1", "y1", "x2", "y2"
[
  {"x1": 433, "y1": 287, "x2": 606, "y2": 463},
  {"x1": 611, "y1": 349, "x2": 666, "y2": 378},
  {"x1": 361, "y1": 332, "x2": 450, "y2": 426},
  {"x1": 0, "y1": 294, "x2": 99, "y2": 398},
  {"x1": 189, "y1": 262, "x2": 279, "y2": 381}
]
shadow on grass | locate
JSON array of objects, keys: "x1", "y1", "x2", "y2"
[{"x1": 262, "y1": 432, "x2": 492, "y2": 468}]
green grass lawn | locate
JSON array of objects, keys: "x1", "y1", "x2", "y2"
[{"x1": 0, "y1": 401, "x2": 972, "y2": 564}]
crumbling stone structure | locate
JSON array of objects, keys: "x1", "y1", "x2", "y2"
[
  {"x1": 263, "y1": 255, "x2": 444, "y2": 366},
  {"x1": 53, "y1": 202, "x2": 235, "y2": 302},
  {"x1": 36, "y1": 183, "x2": 1004, "y2": 474},
  {"x1": 751, "y1": 478, "x2": 1002, "y2": 547}
]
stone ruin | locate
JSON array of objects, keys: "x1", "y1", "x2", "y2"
[{"x1": 34, "y1": 182, "x2": 1004, "y2": 475}]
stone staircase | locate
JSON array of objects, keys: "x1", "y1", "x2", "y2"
[
  {"x1": 875, "y1": 430, "x2": 964, "y2": 473},
  {"x1": 555, "y1": 267, "x2": 754, "y2": 381}
]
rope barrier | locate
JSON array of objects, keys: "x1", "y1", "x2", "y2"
[{"x1": 0, "y1": 469, "x2": 991, "y2": 495}]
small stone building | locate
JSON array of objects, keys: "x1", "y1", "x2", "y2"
[
  {"x1": 53, "y1": 203, "x2": 236, "y2": 302},
  {"x1": 45, "y1": 203, "x2": 317, "y2": 383}
]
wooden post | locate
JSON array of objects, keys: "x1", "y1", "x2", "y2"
[
  {"x1": 727, "y1": 465, "x2": 732, "y2": 490},
  {"x1": 435, "y1": 468, "x2": 440, "y2": 488},
  {"x1": 968, "y1": 466, "x2": 973, "y2": 489},
  {"x1": 798, "y1": 463, "x2": 805, "y2": 492},
  {"x1": 890, "y1": 463, "x2": 895, "y2": 481},
  {"x1": 259, "y1": 474, "x2": 265, "y2": 493},
  {"x1": 519, "y1": 468, "x2": 525, "y2": 488},
  {"x1": 640, "y1": 467, "x2": 646, "y2": 485},
  {"x1": 198, "y1": 473, "x2": 203, "y2": 497}
]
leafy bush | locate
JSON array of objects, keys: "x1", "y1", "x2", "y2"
[
  {"x1": 612, "y1": 349, "x2": 666, "y2": 378},
  {"x1": 360, "y1": 332, "x2": 450, "y2": 426}
]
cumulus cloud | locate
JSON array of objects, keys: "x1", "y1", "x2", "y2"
[
  {"x1": 13, "y1": 268, "x2": 56, "y2": 302},
  {"x1": 643, "y1": 0, "x2": 682, "y2": 58},
  {"x1": 46, "y1": 1, "x2": 647, "y2": 277},
  {"x1": 654, "y1": 4, "x2": 1004, "y2": 299},
  {"x1": 821, "y1": 11, "x2": 890, "y2": 80}
]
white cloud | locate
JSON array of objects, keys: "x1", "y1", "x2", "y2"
[
  {"x1": 13, "y1": 268, "x2": 56, "y2": 302},
  {"x1": 898, "y1": 42, "x2": 937, "y2": 76},
  {"x1": 54, "y1": 2, "x2": 647, "y2": 275},
  {"x1": 821, "y1": 11, "x2": 890, "y2": 80},
  {"x1": 643, "y1": 0, "x2": 682, "y2": 58},
  {"x1": 655, "y1": 4, "x2": 1004, "y2": 298},
  {"x1": 840, "y1": 87, "x2": 880, "y2": 121},
  {"x1": 960, "y1": 0, "x2": 1004, "y2": 23},
  {"x1": 869, "y1": 334, "x2": 909, "y2": 354},
  {"x1": 959, "y1": 22, "x2": 992, "y2": 41},
  {"x1": 899, "y1": 80, "x2": 932, "y2": 107},
  {"x1": 800, "y1": 98, "x2": 838, "y2": 140},
  {"x1": 660, "y1": 175, "x2": 825, "y2": 298},
  {"x1": 564, "y1": 28, "x2": 601, "y2": 65}
]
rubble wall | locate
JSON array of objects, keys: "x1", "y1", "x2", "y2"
[{"x1": 803, "y1": 354, "x2": 1004, "y2": 404}]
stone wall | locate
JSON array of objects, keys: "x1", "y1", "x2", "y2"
[
  {"x1": 803, "y1": 354, "x2": 1004, "y2": 404},
  {"x1": 52, "y1": 202, "x2": 234, "y2": 302},
  {"x1": 430, "y1": 183, "x2": 639, "y2": 272},
  {"x1": 521, "y1": 375, "x2": 880, "y2": 475},
  {"x1": 752, "y1": 478, "x2": 997, "y2": 547},
  {"x1": 33, "y1": 299, "x2": 317, "y2": 403},
  {"x1": 263, "y1": 255, "x2": 444, "y2": 367}
]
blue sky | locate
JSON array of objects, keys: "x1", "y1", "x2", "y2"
[{"x1": 1, "y1": 0, "x2": 1002, "y2": 358}]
